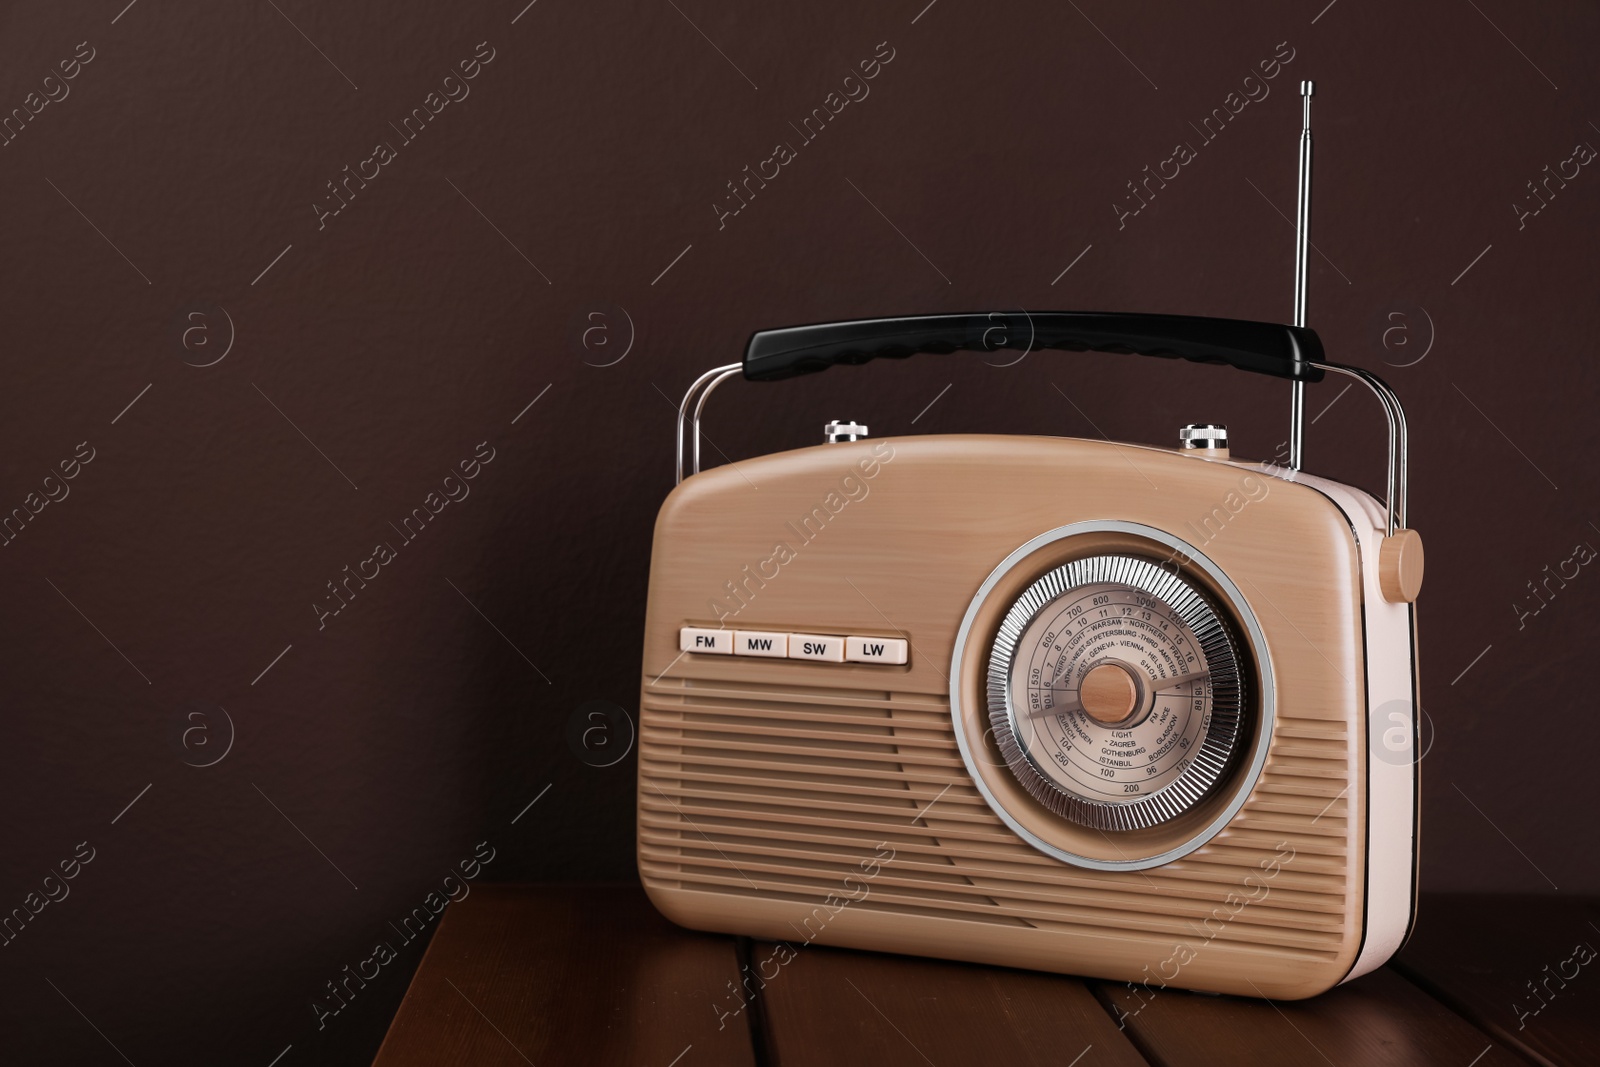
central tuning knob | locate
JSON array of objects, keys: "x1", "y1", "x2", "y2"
[{"x1": 1080, "y1": 662, "x2": 1140, "y2": 724}]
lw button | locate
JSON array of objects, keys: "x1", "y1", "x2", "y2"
[
  {"x1": 788, "y1": 634, "x2": 845, "y2": 662},
  {"x1": 734, "y1": 631, "x2": 788, "y2": 658},
  {"x1": 680, "y1": 627, "x2": 731, "y2": 655},
  {"x1": 846, "y1": 636, "x2": 908, "y2": 665}
]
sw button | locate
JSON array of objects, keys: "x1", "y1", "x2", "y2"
[
  {"x1": 788, "y1": 634, "x2": 845, "y2": 663},
  {"x1": 846, "y1": 636, "x2": 908, "y2": 665},
  {"x1": 734, "y1": 630, "x2": 788, "y2": 658}
]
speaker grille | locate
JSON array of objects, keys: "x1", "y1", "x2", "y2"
[{"x1": 639, "y1": 675, "x2": 1351, "y2": 960}]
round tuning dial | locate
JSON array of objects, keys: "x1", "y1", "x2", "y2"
[{"x1": 986, "y1": 555, "x2": 1248, "y2": 831}]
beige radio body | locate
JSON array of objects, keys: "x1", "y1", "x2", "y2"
[{"x1": 637, "y1": 431, "x2": 1420, "y2": 1000}]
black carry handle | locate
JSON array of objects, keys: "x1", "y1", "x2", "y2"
[{"x1": 743, "y1": 312, "x2": 1326, "y2": 384}]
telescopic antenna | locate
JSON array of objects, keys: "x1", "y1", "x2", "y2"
[{"x1": 1288, "y1": 80, "x2": 1313, "y2": 472}]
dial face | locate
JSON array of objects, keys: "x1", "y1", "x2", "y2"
[
  {"x1": 1011, "y1": 580, "x2": 1213, "y2": 800},
  {"x1": 987, "y1": 555, "x2": 1246, "y2": 831}
]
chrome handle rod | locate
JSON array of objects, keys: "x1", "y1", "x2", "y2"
[{"x1": 675, "y1": 362, "x2": 741, "y2": 483}]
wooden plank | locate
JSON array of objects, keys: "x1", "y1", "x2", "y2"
[
  {"x1": 1095, "y1": 966, "x2": 1522, "y2": 1067},
  {"x1": 372, "y1": 884, "x2": 756, "y2": 1067},
  {"x1": 754, "y1": 940, "x2": 1152, "y2": 1067},
  {"x1": 1396, "y1": 894, "x2": 1600, "y2": 1067}
]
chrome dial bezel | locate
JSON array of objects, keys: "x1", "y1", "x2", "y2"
[
  {"x1": 950, "y1": 521, "x2": 1276, "y2": 871},
  {"x1": 986, "y1": 554, "x2": 1246, "y2": 831}
]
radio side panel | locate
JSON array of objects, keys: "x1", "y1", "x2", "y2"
[
  {"x1": 637, "y1": 434, "x2": 1368, "y2": 999},
  {"x1": 1286, "y1": 468, "x2": 1420, "y2": 982}
]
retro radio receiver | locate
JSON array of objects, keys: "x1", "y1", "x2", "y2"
[{"x1": 637, "y1": 83, "x2": 1421, "y2": 999}]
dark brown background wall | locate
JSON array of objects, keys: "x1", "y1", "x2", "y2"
[{"x1": 1, "y1": 0, "x2": 1595, "y2": 1062}]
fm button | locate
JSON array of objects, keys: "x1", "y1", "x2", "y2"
[{"x1": 679, "y1": 627, "x2": 731, "y2": 655}]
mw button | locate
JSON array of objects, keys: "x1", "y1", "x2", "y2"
[{"x1": 734, "y1": 630, "x2": 788, "y2": 657}]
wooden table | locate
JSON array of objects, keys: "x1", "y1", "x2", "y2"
[{"x1": 373, "y1": 885, "x2": 1600, "y2": 1066}]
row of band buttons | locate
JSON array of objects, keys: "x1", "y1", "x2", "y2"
[{"x1": 680, "y1": 627, "x2": 908, "y2": 665}]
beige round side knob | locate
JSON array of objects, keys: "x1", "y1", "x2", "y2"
[
  {"x1": 1379, "y1": 529, "x2": 1425, "y2": 603},
  {"x1": 1081, "y1": 662, "x2": 1139, "y2": 724}
]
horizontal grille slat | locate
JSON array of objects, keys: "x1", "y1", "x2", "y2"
[
  {"x1": 643, "y1": 729, "x2": 968, "y2": 769},
  {"x1": 638, "y1": 837, "x2": 1346, "y2": 919},
  {"x1": 639, "y1": 856, "x2": 1343, "y2": 957},
  {"x1": 637, "y1": 816, "x2": 1350, "y2": 894}
]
